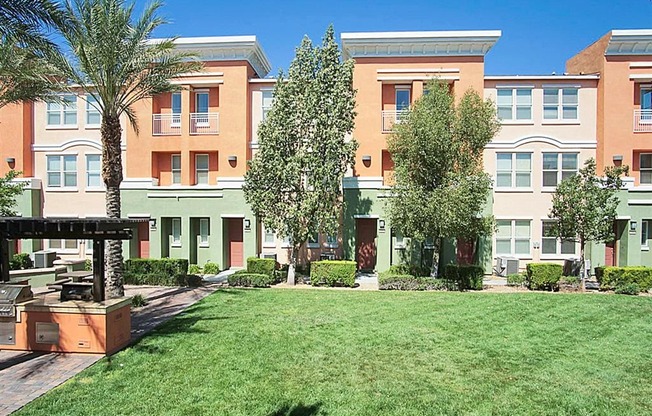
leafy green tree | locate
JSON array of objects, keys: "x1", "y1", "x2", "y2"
[
  {"x1": 0, "y1": 0, "x2": 65, "y2": 107},
  {"x1": 244, "y1": 26, "x2": 357, "y2": 284},
  {"x1": 0, "y1": 170, "x2": 26, "y2": 216},
  {"x1": 51, "y1": 0, "x2": 201, "y2": 297},
  {"x1": 386, "y1": 80, "x2": 500, "y2": 276},
  {"x1": 548, "y1": 158, "x2": 627, "y2": 287}
]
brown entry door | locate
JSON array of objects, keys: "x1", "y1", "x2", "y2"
[
  {"x1": 227, "y1": 218, "x2": 244, "y2": 268},
  {"x1": 137, "y1": 222, "x2": 150, "y2": 258},
  {"x1": 356, "y1": 218, "x2": 377, "y2": 271}
]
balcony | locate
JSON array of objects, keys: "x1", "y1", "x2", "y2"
[
  {"x1": 190, "y1": 112, "x2": 219, "y2": 135},
  {"x1": 634, "y1": 110, "x2": 652, "y2": 133},
  {"x1": 381, "y1": 110, "x2": 408, "y2": 133},
  {"x1": 152, "y1": 114, "x2": 181, "y2": 136}
]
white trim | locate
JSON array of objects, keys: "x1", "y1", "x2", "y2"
[
  {"x1": 127, "y1": 213, "x2": 151, "y2": 218},
  {"x1": 147, "y1": 192, "x2": 223, "y2": 198},
  {"x1": 120, "y1": 178, "x2": 158, "y2": 189},
  {"x1": 607, "y1": 31, "x2": 652, "y2": 56},
  {"x1": 495, "y1": 84, "x2": 535, "y2": 89},
  {"x1": 177, "y1": 71, "x2": 224, "y2": 77},
  {"x1": 342, "y1": 30, "x2": 502, "y2": 40},
  {"x1": 628, "y1": 186, "x2": 652, "y2": 192},
  {"x1": 630, "y1": 62, "x2": 652, "y2": 68},
  {"x1": 217, "y1": 177, "x2": 245, "y2": 189},
  {"x1": 541, "y1": 120, "x2": 581, "y2": 126},
  {"x1": 541, "y1": 84, "x2": 583, "y2": 88},
  {"x1": 485, "y1": 75, "x2": 599, "y2": 81},
  {"x1": 628, "y1": 199, "x2": 652, "y2": 206},
  {"x1": 220, "y1": 214, "x2": 245, "y2": 218},
  {"x1": 353, "y1": 214, "x2": 380, "y2": 219},
  {"x1": 33, "y1": 139, "x2": 126, "y2": 152},
  {"x1": 249, "y1": 78, "x2": 278, "y2": 84},
  {"x1": 494, "y1": 188, "x2": 534, "y2": 193},
  {"x1": 342, "y1": 176, "x2": 384, "y2": 189},
  {"x1": 377, "y1": 75, "x2": 459, "y2": 82},
  {"x1": 44, "y1": 186, "x2": 79, "y2": 193},
  {"x1": 485, "y1": 136, "x2": 596, "y2": 149},
  {"x1": 616, "y1": 215, "x2": 632, "y2": 220},
  {"x1": 495, "y1": 216, "x2": 534, "y2": 220},
  {"x1": 10, "y1": 178, "x2": 41, "y2": 190},
  {"x1": 171, "y1": 79, "x2": 223, "y2": 86},
  {"x1": 629, "y1": 74, "x2": 652, "y2": 81},
  {"x1": 377, "y1": 68, "x2": 459, "y2": 74}
]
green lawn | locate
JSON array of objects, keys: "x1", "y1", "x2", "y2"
[{"x1": 17, "y1": 290, "x2": 652, "y2": 416}]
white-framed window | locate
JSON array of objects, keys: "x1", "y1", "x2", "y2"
[
  {"x1": 86, "y1": 154, "x2": 101, "y2": 188},
  {"x1": 47, "y1": 94, "x2": 77, "y2": 126},
  {"x1": 47, "y1": 155, "x2": 77, "y2": 187},
  {"x1": 541, "y1": 221, "x2": 575, "y2": 255},
  {"x1": 307, "y1": 232, "x2": 319, "y2": 248},
  {"x1": 263, "y1": 226, "x2": 275, "y2": 247},
  {"x1": 86, "y1": 94, "x2": 101, "y2": 126},
  {"x1": 326, "y1": 234, "x2": 338, "y2": 248},
  {"x1": 496, "y1": 219, "x2": 531, "y2": 256},
  {"x1": 642, "y1": 86, "x2": 652, "y2": 111},
  {"x1": 543, "y1": 87, "x2": 578, "y2": 120},
  {"x1": 496, "y1": 88, "x2": 532, "y2": 121},
  {"x1": 640, "y1": 154, "x2": 652, "y2": 184},
  {"x1": 199, "y1": 218, "x2": 209, "y2": 247},
  {"x1": 171, "y1": 154, "x2": 181, "y2": 185},
  {"x1": 49, "y1": 239, "x2": 78, "y2": 251},
  {"x1": 171, "y1": 92, "x2": 181, "y2": 126},
  {"x1": 171, "y1": 218, "x2": 181, "y2": 246},
  {"x1": 642, "y1": 220, "x2": 651, "y2": 248},
  {"x1": 195, "y1": 154, "x2": 209, "y2": 185},
  {"x1": 262, "y1": 90, "x2": 274, "y2": 121},
  {"x1": 395, "y1": 86, "x2": 410, "y2": 122},
  {"x1": 393, "y1": 229, "x2": 405, "y2": 249},
  {"x1": 542, "y1": 153, "x2": 578, "y2": 187},
  {"x1": 496, "y1": 153, "x2": 531, "y2": 188}
]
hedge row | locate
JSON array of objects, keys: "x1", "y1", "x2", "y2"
[
  {"x1": 384, "y1": 264, "x2": 431, "y2": 278},
  {"x1": 310, "y1": 260, "x2": 356, "y2": 287},
  {"x1": 597, "y1": 266, "x2": 652, "y2": 291},
  {"x1": 378, "y1": 275, "x2": 453, "y2": 291},
  {"x1": 443, "y1": 264, "x2": 484, "y2": 291},
  {"x1": 10, "y1": 253, "x2": 32, "y2": 270},
  {"x1": 227, "y1": 271, "x2": 274, "y2": 288},
  {"x1": 247, "y1": 257, "x2": 276, "y2": 277},
  {"x1": 124, "y1": 258, "x2": 196, "y2": 286},
  {"x1": 526, "y1": 263, "x2": 563, "y2": 291}
]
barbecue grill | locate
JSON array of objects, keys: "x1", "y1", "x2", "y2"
[{"x1": 0, "y1": 285, "x2": 33, "y2": 345}]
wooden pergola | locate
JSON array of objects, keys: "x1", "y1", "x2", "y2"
[{"x1": 0, "y1": 217, "x2": 146, "y2": 301}]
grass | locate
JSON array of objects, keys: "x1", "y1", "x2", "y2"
[{"x1": 17, "y1": 290, "x2": 652, "y2": 416}]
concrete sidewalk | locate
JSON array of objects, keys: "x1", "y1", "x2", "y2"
[{"x1": 0, "y1": 284, "x2": 218, "y2": 415}]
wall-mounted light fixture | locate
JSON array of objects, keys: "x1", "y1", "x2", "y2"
[
  {"x1": 244, "y1": 218, "x2": 251, "y2": 230},
  {"x1": 630, "y1": 220, "x2": 637, "y2": 233},
  {"x1": 613, "y1": 155, "x2": 623, "y2": 162},
  {"x1": 362, "y1": 155, "x2": 372, "y2": 167},
  {"x1": 378, "y1": 219, "x2": 386, "y2": 230},
  {"x1": 149, "y1": 218, "x2": 157, "y2": 230},
  {"x1": 533, "y1": 241, "x2": 540, "y2": 249},
  {"x1": 228, "y1": 155, "x2": 237, "y2": 163},
  {"x1": 5, "y1": 157, "x2": 15, "y2": 165}
]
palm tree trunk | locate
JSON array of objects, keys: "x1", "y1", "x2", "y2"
[{"x1": 102, "y1": 113, "x2": 124, "y2": 298}]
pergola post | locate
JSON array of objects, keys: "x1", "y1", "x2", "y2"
[
  {"x1": 92, "y1": 239, "x2": 105, "y2": 302},
  {"x1": 0, "y1": 238, "x2": 9, "y2": 282}
]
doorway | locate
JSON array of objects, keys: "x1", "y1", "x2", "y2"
[{"x1": 356, "y1": 218, "x2": 377, "y2": 271}]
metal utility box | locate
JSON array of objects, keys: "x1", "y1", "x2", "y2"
[
  {"x1": 34, "y1": 250, "x2": 56, "y2": 268},
  {"x1": 563, "y1": 259, "x2": 582, "y2": 276},
  {"x1": 495, "y1": 256, "x2": 519, "y2": 277}
]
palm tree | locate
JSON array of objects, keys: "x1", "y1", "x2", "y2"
[
  {"x1": 52, "y1": 0, "x2": 201, "y2": 297},
  {"x1": 0, "y1": 0, "x2": 64, "y2": 107}
]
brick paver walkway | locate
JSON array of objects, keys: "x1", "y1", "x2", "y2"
[{"x1": 0, "y1": 284, "x2": 218, "y2": 415}]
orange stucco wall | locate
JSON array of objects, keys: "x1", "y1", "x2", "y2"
[
  {"x1": 350, "y1": 56, "x2": 485, "y2": 178},
  {"x1": 126, "y1": 61, "x2": 254, "y2": 185},
  {"x1": 0, "y1": 102, "x2": 33, "y2": 177}
]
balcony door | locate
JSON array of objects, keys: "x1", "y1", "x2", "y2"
[
  {"x1": 195, "y1": 91, "x2": 209, "y2": 124},
  {"x1": 171, "y1": 92, "x2": 181, "y2": 127}
]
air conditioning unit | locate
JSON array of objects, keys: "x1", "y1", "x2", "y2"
[
  {"x1": 563, "y1": 258, "x2": 581, "y2": 276},
  {"x1": 261, "y1": 253, "x2": 277, "y2": 261},
  {"x1": 34, "y1": 250, "x2": 56, "y2": 269},
  {"x1": 495, "y1": 256, "x2": 519, "y2": 277},
  {"x1": 320, "y1": 252, "x2": 336, "y2": 261}
]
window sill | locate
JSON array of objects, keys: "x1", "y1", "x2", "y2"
[
  {"x1": 494, "y1": 188, "x2": 534, "y2": 193},
  {"x1": 500, "y1": 120, "x2": 534, "y2": 125},
  {"x1": 171, "y1": 243, "x2": 182, "y2": 248},
  {"x1": 50, "y1": 249, "x2": 79, "y2": 254},
  {"x1": 496, "y1": 255, "x2": 532, "y2": 260},
  {"x1": 642, "y1": 246, "x2": 650, "y2": 252},
  {"x1": 45, "y1": 187, "x2": 79, "y2": 192},
  {"x1": 85, "y1": 187, "x2": 105, "y2": 193},
  {"x1": 199, "y1": 243, "x2": 209, "y2": 248},
  {"x1": 540, "y1": 254, "x2": 578, "y2": 260},
  {"x1": 326, "y1": 244, "x2": 339, "y2": 249},
  {"x1": 394, "y1": 245, "x2": 406, "y2": 250},
  {"x1": 85, "y1": 125, "x2": 101, "y2": 130},
  {"x1": 281, "y1": 245, "x2": 292, "y2": 249},
  {"x1": 262, "y1": 243, "x2": 276, "y2": 248},
  {"x1": 46, "y1": 125, "x2": 78, "y2": 130},
  {"x1": 541, "y1": 120, "x2": 580, "y2": 125}
]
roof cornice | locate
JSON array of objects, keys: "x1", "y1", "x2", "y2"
[
  {"x1": 148, "y1": 36, "x2": 272, "y2": 78},
  {"x1": 606, "y1": 29, "x2": 652, "y2": 56},
  {"x1": 340, "y1": 30, "x2": 501, "y2": 59}
]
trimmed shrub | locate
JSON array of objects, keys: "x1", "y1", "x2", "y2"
[
  {"x1": 124, "y1": 258, "x2": 190, "y2": 286},
  {"x1": 310, "y1": 260, "x2": 356, "y2": 287},
  {"x1": 379, "y1": 275, "x2": 453, "y2": 291},
  {"x1": 600, "y1": 267, "x2": 652, "y2": 291},
  {"x1": 203, "y1": 262, "x2": 220, "y2": 275},
  {"x1": 526, "y1": 263, "x2": 563, "y2": 291},
  {"x1": 227, "y1": 271, "x2": 273, "y2": 288},
  {"x1": 247, "y1": 257, "x2": 276, "y2": 277},
  {"x1": 506, "y1": 273, "x2": 526, "y2": 287},
  {"x1": 594, "y1": 266, "x2": 605, "y2": 283},
  {"x1": 559, "y1": 275, "x2": 581, "y2": 292},
  {"x1": 385, "y1": 263, "x2": 431, "y2": 278},
  {"x1": 444, "y1": 264, "x2": 484, "y2": 290},
  {"x1": 615, "y1": 283, "x2": 640, "y2": 295},
  {"x1": 10, "y1": 253, "x2": 33, "y2": 270},
  {"x1": 275, "y1": 270, "x2": 288, "y2": 283},
  {"x1": 188, "y1": 264, "x2": 202, "y2": 275}
]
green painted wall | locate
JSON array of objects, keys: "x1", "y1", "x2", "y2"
[
  {"x1": 14, "y1": 186, "x2": 42, "y2": 253},
  {"x1": 121, "y1": 188, "x2": 257, "y2": 270}
]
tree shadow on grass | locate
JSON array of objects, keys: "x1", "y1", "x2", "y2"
[{"x1": 267, "y1": 402, "x2": 325, "y2": 416}]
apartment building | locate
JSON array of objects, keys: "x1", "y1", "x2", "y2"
[{"x1": 567, "y1": 30, "x2": 652, "y2": 268}]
